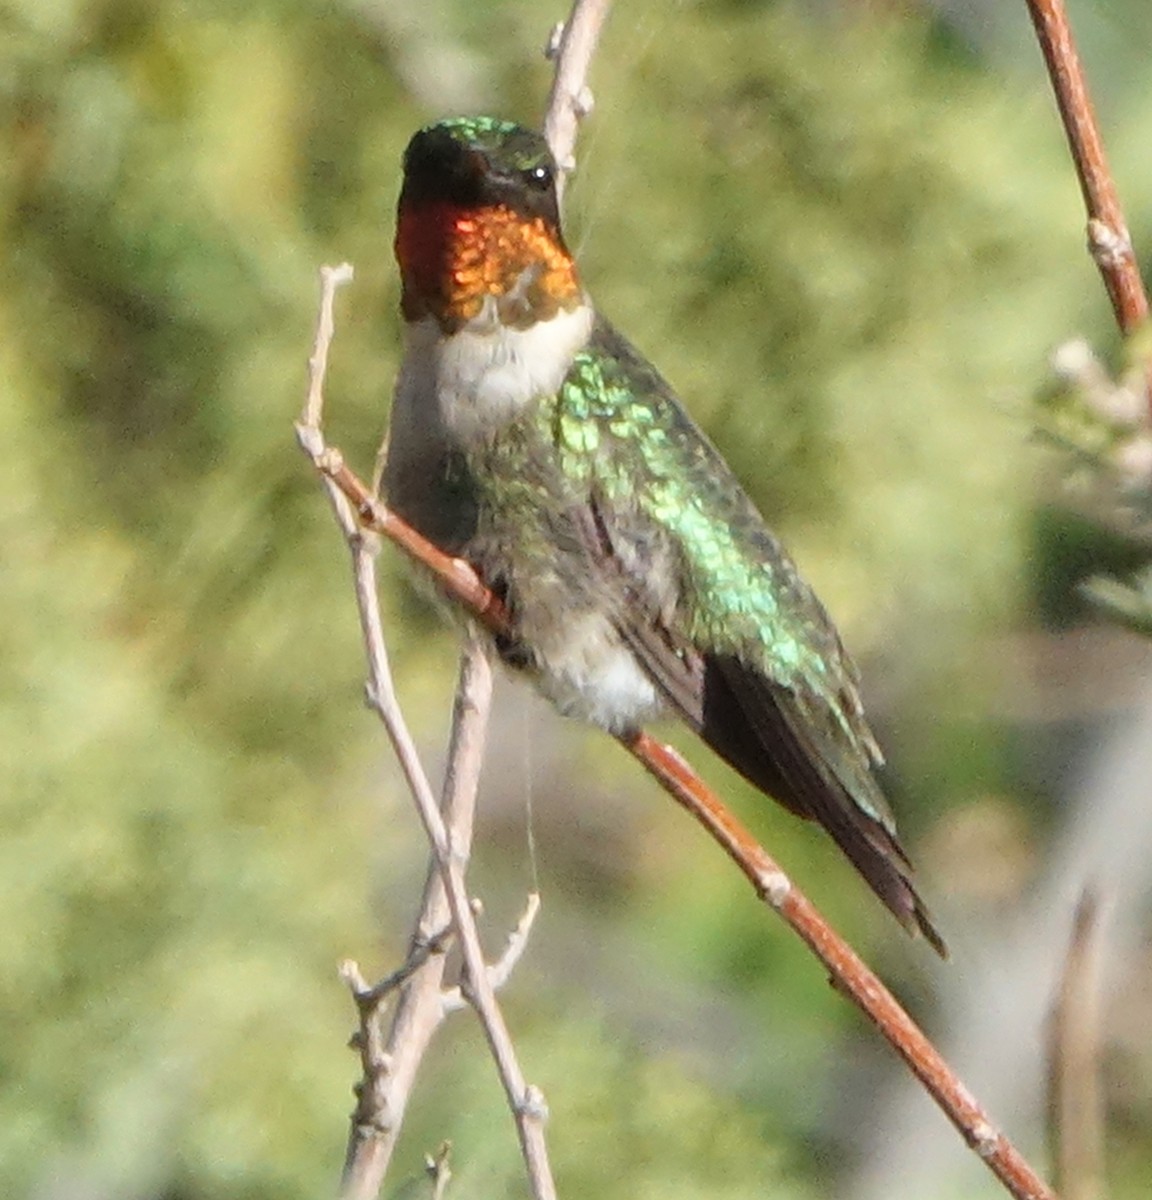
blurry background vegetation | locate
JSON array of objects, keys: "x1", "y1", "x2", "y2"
[{"x1": 3, "y1": 0, "x2": 1152, "y2": 1197}]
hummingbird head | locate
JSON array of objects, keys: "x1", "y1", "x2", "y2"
[{"x1": 395, "y1": 117, "x2": 583, "y2": 333}]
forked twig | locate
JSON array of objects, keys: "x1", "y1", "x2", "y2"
[
  {"x1": 305, "y1": 6, "x2": 615, "y2": 1194},
  {"x1": 442, "y1": 892, "x2": 542, "y2": 1014},
  {"x1": 299, "y1": 271, "x2": 555, "y2": 1200}
]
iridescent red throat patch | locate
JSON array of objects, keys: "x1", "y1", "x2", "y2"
[{"x1": 395, "y1": 201, "x2": 583, "y2": 331}]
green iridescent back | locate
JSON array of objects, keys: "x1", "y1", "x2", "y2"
[
  {"x1": 459, "y1": 316, "x2": 892, "y2": 832},
  {"x1": 552, "y1": 324, "x2": 849, "y2": 689},
  {"x1": 550, "y1": 321, "x2": 892, "y2": 826}
]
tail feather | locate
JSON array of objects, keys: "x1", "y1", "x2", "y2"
[{"x1": 701, "y1": 657, "x2": 947, "y2": 957}]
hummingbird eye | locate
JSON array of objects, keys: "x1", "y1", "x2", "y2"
[{"x1": 521, "y1": 163, "x2": 553, "y2": 190}]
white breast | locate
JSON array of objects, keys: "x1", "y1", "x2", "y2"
[
  {"x1": 387, "y1": 298, "x2": 667, "y2": 733},
  {"x1": 395, "y1": 301, "x2": 594, "y2": 445}
]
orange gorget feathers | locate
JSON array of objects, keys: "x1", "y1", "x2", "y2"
[{"x1": 396, "y1": 200, "x2": 583, "y2": 332}]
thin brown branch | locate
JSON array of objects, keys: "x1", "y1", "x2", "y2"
[
  {"x1": 623, "y1": 732, "x2": 1056, "y2": 1200},
  {"x1": 1024, "y1": 0, "x2": 1149, "y2": 345},
  {"x1": 306, "y1": 444, "x2": 508, "y2": 635},
  {"x1": 309, "y1": 447, "x2": 1058, "y2": 1200},
  {"x1": 1046, "y1": 888, "x2": 1106, "y2": 1200}
]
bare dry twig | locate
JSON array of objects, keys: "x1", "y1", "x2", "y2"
[
  {"x1": 1046, "y1": 889, "x2": 1106, "y2": 1200},
  {"x1": 298, "y1": 269, "x2": 555, "y2": 1200},
  {"x1": 301, "y1": 7, "x2": 616, "y2": 1195},
  {"x1": 544, "y1": 0, "x2": 613, "y2": 203},
  {"x1": 426, "y1": 1142, "x2": 453, "y2": 1200},
  {"x1": 442, "y1": 892, "x2": 542, "y2": 1014}
]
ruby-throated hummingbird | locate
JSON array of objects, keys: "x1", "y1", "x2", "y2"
[{"x1": 383, "y1": 116, "x2": 945, "y2": 955}]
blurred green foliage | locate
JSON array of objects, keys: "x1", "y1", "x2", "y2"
[{"x1": 2, "y1": 0, "x2": 1150, "y2": 1197}]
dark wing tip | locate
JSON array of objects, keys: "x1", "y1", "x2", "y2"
[
  {"x1": 700, "y1": 658, "x2": 949, "y2": 957},
  {"x1": 849, "y1": 826, "x2": 948, "y2": 959},
  {"x1": 887, "y1": 872, "x2": 947, "y2": 958},
  {"x1": 911, "y1": 897, "x2": 949, "y2": 959}
]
